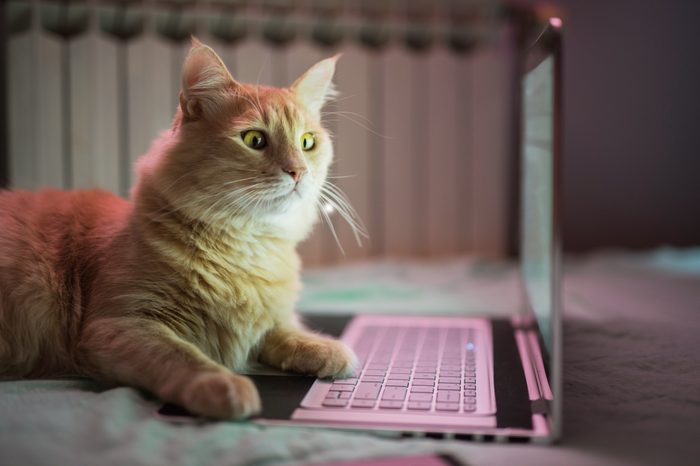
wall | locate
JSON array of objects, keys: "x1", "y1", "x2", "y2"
[
  {"x1": 556, "y1": 0, "x2": 700, "y2": 251},
  {"x1": 4, "y1": 1, "x2": 515, "y2": 265}
]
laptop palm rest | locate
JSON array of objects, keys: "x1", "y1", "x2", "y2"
[{"x1": 157, "y1": 314, "x2": 533, "y2": 433}]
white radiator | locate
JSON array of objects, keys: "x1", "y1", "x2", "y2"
[{"x1": 6, "y1": 0, "x2": 517, "y2": 265}]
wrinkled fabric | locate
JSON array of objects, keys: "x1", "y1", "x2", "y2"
[{"x1": 2, "y1": 249, "x2": 699, "y2": 466}]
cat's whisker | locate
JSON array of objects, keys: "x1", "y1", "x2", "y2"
[
  {"x1": 322, "y1": 110, "x2": 375, "y2": 125},
  {"x1": 220, "y1": 176, "x2": 262, "y2": 187},
  {"x1": 317, "y1": 200, "x2": 345, "y2": 256},
  {"x1": 320, "y1": 113, "x2": 390, "y2": 140},
  {"x1": 149, "y1": 170, "x2": 200, "y2": 200},
  {"x1": 147, "y1": 186, "x2": 228, "y2": 219},
  {"x1": 229, "y1": 167, "x2": 268, "y2": 176},
  {"x1": 319, "y1": 184, "x2": 368, "y2": 246},
  {"x1": 324, "y1": 93, "x2": 358, "y2": 105},
  {"x1": 232, "y1": 92, "x2": 265, "y2": 119},
  {"x1": 198, "y1": 192, "x2": 234, "y2": 223},
  {"x1": 145, "y1": 192, "x2": 202, "y2": 224},
  {"x1": 325, "y1": 174, "x2": 357, "y2": 180},
  {"x1": 246, "y1": 189, "x2": 271, "y2": 218},
  {"x1": 154, "y1": 181, "x2": 262, "y2": 240},
  {"x1": 319, "y1": 193, "x2": 365, "y2": 248},
  {"x1": 208, "y1": 182, "x2": 265, "y2": 219},
  {"x1": 322, "y1": 183, "x2": 366, "y2": 229},
  {"x1": 232, "y1": 190, "x2": 262, "y2": 215},
  {"x1": 227, "y1": 181, "x2": 273, "y2": 217},
  {"x1": 145, "y1": 176, "x2": 270, "y2": 229},
  {"x1": 251, "y1": 72, "x2": 266, "y2": 120},
  {"x1": 191, "y1": 190, "x2": 254, "y2": 239}
]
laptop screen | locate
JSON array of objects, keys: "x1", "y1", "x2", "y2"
[{"x1": 520, "y1": 30, "x2": 559, "y2": 355}]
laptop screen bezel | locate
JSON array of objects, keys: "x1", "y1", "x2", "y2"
[{"x1": 518, "y1": 20, "x2": 563, "y2": 440}]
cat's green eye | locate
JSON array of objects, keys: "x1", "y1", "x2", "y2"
[
  {"x1": 301, "y1": 132, "x2": 315, "y2": 151},
  {"x1": 242, "y1": 130, "x2": 267, "y2": 150}
]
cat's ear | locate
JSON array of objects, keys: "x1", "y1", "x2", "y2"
[
  {"x1": 180, "y1": 37, "x2": 237, "y2": 121},
  {"x1": 291, "y1": 55, "x2": 339, "y2": 115}
]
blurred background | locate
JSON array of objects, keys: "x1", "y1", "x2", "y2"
[
  {"x1": 1, "y1": 0, "x2": 698, "y2": 266},
  {"x1": 544, "y1": 0, "x2": 700, "y2": 252}
]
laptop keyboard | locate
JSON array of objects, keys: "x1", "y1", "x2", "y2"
[{"x1": 322, "y1": 325, "x2": 478, "y2": 413}]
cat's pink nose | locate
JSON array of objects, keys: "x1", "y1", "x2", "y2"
[{"x1": 283, "y1": 166, "x2": 306, "y2": 183}]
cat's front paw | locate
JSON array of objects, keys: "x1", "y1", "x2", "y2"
[
  {"x1": 180, "y1": 371, "x2": 261, "y2": 420},
  {"x1": 282, "y1": 337, "x2": 358, "y2": 379}
]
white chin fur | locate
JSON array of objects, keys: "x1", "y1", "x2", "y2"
[
  {"x1": 228, "y1": 177, "x2": 320, "y2": 242},
  {"x1": 262, "y1": 201, "x2": 317, "y2": 243}
]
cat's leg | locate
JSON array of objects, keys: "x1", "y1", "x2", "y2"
[
  {"x1": 259, "y1": 326, "x2": 357, "y2": 378},
  {"x1": 79, "y1": 318, "x2": 260, "y2": 419}
]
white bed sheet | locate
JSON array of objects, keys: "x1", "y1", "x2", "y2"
[{"x1": 1, "y1": 248, "x2": 699, "y2": 466}]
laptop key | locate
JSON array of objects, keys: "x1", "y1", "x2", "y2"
[
  {"x1": 395, "y1": 361, "x2": 415, "y2": 367},
  {"x1": 322, "y1": 398, "x2": 348, "y2": 407},
  {"x1": 413, "y1": 373, "x2": 435, "y2": 380},
  {"x1": 382, "y1": 387, "x2": 407, "y2": 401},
  {"x1": 385, "y1": 379, "x2": 409, "y2": 387},
  {"x1": 333, "y1": 378, "x2": 358, "y2": 385},
  {"x1": 351, "y1": 399, "x2": 376, "y2": 408},
  {"x1": 463, "y1": 396, "x2": 476, "y2": 404},
  {"x1": 437, "y1": 391, "x2": 460, "y2": 403},
  {"x1": 388, "y1": 373, "x2": 410, "y2": 380},
  {"x1": 463, "y1": 403, "x2": 476, "y2": 412},
  {"x1": 438, "y1": 377, "x2": 460, "y2": 384},
  {"x1": 330, "y1": 384, "x2": 354, "y2": 392},
  {"x1": 390, "y1": 367, "x2": 411, "y2": 374},
  {"x1": 378, "y1": 401, "x2": 403, "y2": 409},
  {"x1": 361, "y1": 375, "x2": 384, "y2": 383},
  {"x1": 440, "y1": 371, "x2": 461, "y2": 378},
  {"x1": 417, "y1": 360, "x2": 438, "y2": 365},
  {"x1": 354, "y1": 382, "x2": 382, "y2": 399},
  {"x1": 410, "y1": 385, "x2": 433, "y2": 393},
  {"x1": 435, "y1": 402, "x2": 460, "y2": 411},
  {"x1": 407, "y1": 402, "x2": 431, "y2": 410},
  {"x1": 409, "y1": 393, "x2": 433, "y2": 402},
  {"x1": 414, "y1": 367, "x2": 436, "y2": 372},
  {"x1": 464, "y1": 390, "x2": 476, "y2": 397},
  {"x1": 440, "y1": 365, "x2": 461, "y2": 371},
  {"x1": 441, "y1": 359, "x2": 461, "y2": 365},
  {"x1": 412, "y1": 379, "x2": 434, "y2": 386},
  {"x1": 464, "y1": 377, "x2": 476, "y2": 383},
  {"x1": 437, "y1": 383, "x2": 460, "y2": 391},
  {"x1": 464, "y1": 383, "x2": 476, "y2": 390},
  {"x1": 367, "y1": 364, "x2": 388, "y2": 370},
  {"x1": 364, "y1": 369, "x2": 386, "y2": 376},
  {"x1": 415, "y1": 366, "x2": 436, "y2": 372}
]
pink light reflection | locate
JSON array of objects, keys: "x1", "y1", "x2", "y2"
[{"x1": 549, "y1": 17, "x2": 563, "y2": 29}]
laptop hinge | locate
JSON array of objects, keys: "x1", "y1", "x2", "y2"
[
  {"x1": 511, "y1": 321, "x2": 538, "y2": 332},
  {"x1": 530, "y1": 398, "x2": 551, "y2": 415},
  {"x1": 513, "y1": 320, "x2": 554, "y2": 407}
]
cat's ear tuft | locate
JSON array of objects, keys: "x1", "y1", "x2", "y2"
[
  {"x1": 180, "y1": 38, "x2": 236, "y2": 121},
  {"x1": 291, "y1": 55, "x2": 340, "y2": 115}
]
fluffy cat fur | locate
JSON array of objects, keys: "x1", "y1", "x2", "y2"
[{"x1": 0, "y1": 39, "x2": 357, "y2": 419}]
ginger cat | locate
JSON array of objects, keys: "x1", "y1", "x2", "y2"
[{"x1": 0, "y1": 39, "x2": 357, "y2": 419}]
